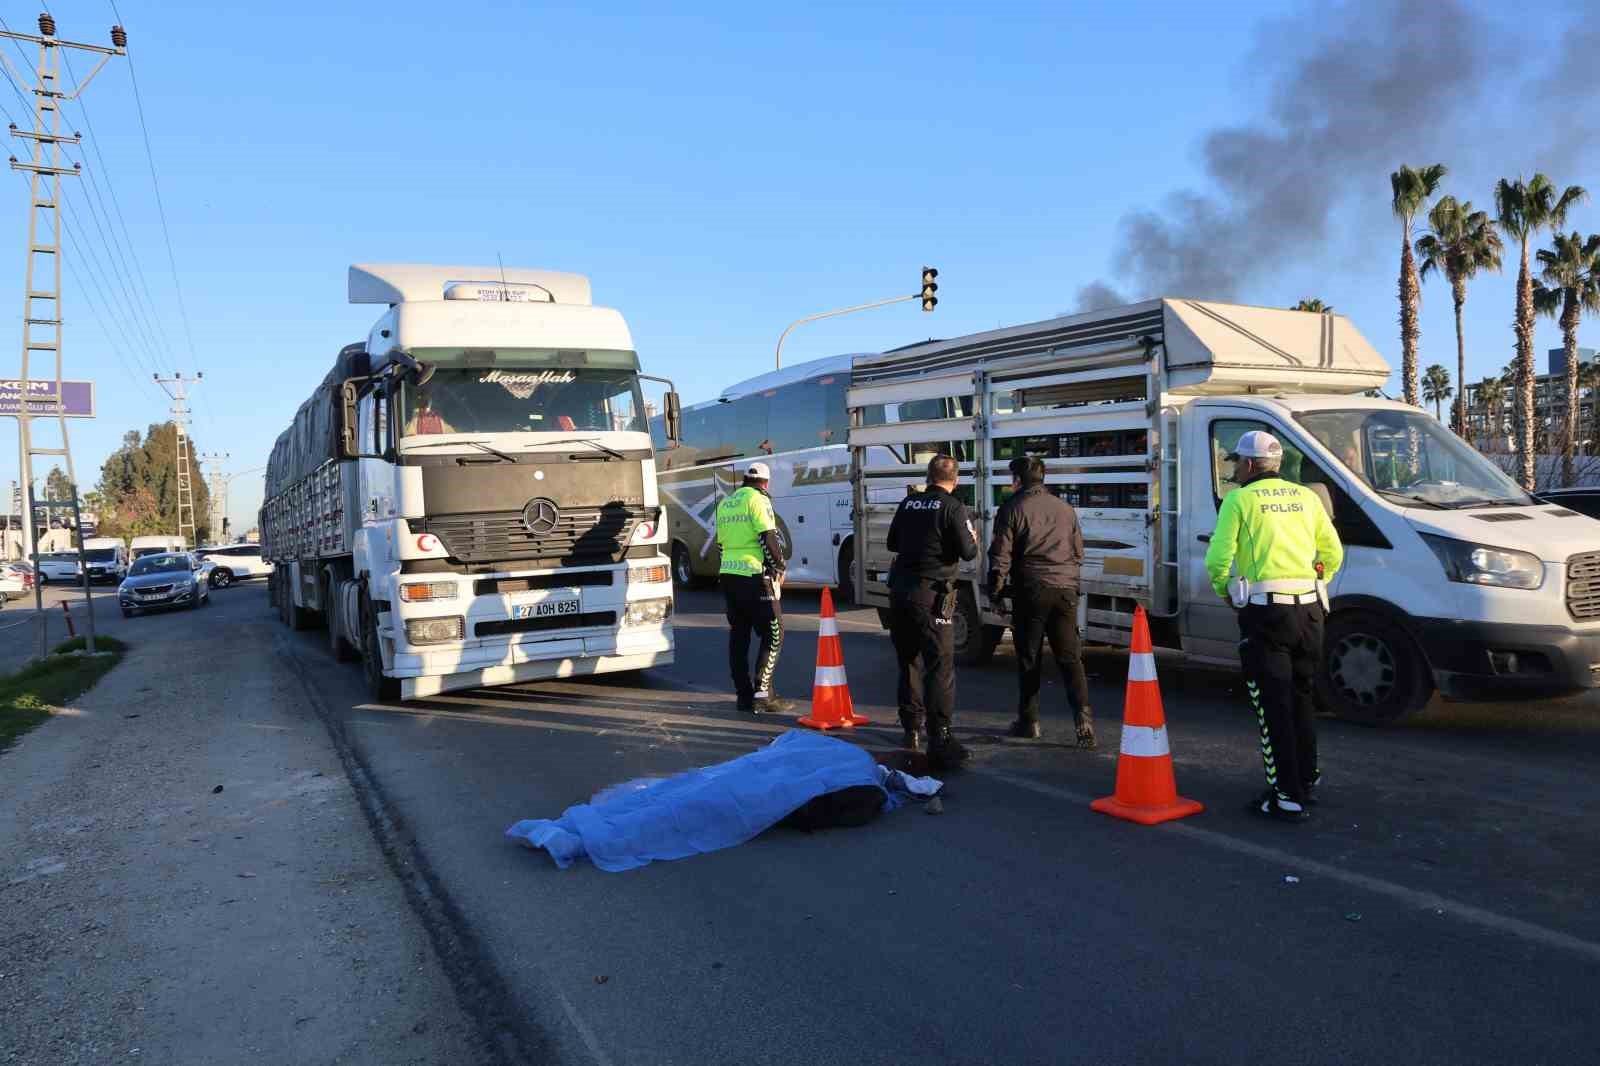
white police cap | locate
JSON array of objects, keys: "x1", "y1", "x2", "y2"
[{"x1": 1227, "y1": 430, "x2": 1283, "y2": 461}]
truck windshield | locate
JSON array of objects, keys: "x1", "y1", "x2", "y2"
[
  {"x1": 1297, "y1": 409, "x2": 1534, "y2": 509},
  {"x1": 397, "y1": 366, "x2": 646, "y2": 438}
]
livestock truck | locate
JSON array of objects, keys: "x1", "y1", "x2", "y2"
[
  {"x1": 850, "y1": 298, "x2": 1600, "y2": 724},
  {"x1": 262, "y1": 264, "x2": 682, "y2": 700}
]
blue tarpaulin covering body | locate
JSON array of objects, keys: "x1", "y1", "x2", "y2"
[{"x1": 506, "y1": 730, "x2": 897, "y2": 872}]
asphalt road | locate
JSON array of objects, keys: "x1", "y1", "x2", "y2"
[{"x1": 243, "y1": 583, "x2": 1600, "y2": 1065}]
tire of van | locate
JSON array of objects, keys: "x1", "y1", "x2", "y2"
[
  {"x1": 1316, "y1": 611, "x2": 1433, "y2": 725},
  {"x1": 953, "y1": 585, "x2": 999, "y2": 666}
]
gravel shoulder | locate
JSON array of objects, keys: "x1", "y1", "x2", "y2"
[{"x1": 0, "y1": 601, "x2": 479, "y2": 1065}]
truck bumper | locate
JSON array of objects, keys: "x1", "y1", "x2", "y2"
[
  {"x1": 395, "y1": 627, "x2": 674, "y2": 700},
  {"x1": 1414, "y1": 616, "x2": 1600, "y2": 701}
]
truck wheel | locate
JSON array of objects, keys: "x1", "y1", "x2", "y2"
[
  {"x1": 326, "y1": 576, "x2": 354, "y2": 662},
  {"x1": 1316, "y1": 611, "x2": 1432, "y2": 725},
  {"x1": 834, "y1": 541, "x2": 855, "y2": 605},
  {"x1": 953, "y1": 586, "x2": 998, "y2": 666},
  {"x1": 876, "y1": 607, "x2": 893, "y2": 630},
  {"x1": 360, "y1": 592, "x2": 400, "y2": 702}
]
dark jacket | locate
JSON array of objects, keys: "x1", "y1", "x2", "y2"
[
  {"x1": 886, "y1": 485, "x2": 979, "y2": 595},
  {"x1": 988, "y1": 486, "x2": 1083, "y2": 593}
]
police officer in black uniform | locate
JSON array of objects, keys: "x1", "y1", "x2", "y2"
[{"x1": 885, "y1": 454, "x2": 980, "y2": 768}]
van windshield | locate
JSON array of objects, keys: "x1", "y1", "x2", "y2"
[
  {"x1": 1297, "y1": 409, "x2": 1534, "y2": 509},
  {"x1": 83, "y1": 548, "x2": 117, "y2": 562}
]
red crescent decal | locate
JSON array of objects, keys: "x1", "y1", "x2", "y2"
[{"x1": 416, "y1": 534, "x2": 439, "y2": 553}]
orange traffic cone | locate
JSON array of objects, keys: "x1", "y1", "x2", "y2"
[
  {"x1": 799, "y1": 587, "x2": 869, "y2": 730},
  {"x1": 1090, "y1": 606, "x2": 1203, "y2": 825}
]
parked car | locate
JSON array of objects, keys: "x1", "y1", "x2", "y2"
[
  {"x1": 36, "y1": 552, "x2": 82, "y2": 584},
  {"x1": 1534, "y1": 488, "x2": 1600, "y2": 520},
  {"x1": 0, "y1": 561, "x2": 35, "y2": 603},
  {"x1": 118, "y1": 552, "x2": 210, "y2": 616},
  {"x1": 194, "y1": 543, "x2": 274, "y2": 589}
]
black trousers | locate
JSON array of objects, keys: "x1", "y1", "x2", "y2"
[
  {"x1": 889, "y1": 591, "x2": 955, "y2": 734},
  {"x1": 722, "y1": 574, "x2": 783, "y2": 701},
  {"x1": 1237, "y1": 601, "x2": 1324, "y2": 803},
  {"x1": 1013, "y1": 585, "x2": 1090, "y2": 723}
]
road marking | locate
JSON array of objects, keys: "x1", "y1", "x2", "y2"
[{"x1": 984, "y1": 769, "x2": 1600, "y2": 965}]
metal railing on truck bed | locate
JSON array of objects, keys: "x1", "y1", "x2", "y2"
[{"x1": 260, "y1": 459, "x2": 355, "y2": 562}]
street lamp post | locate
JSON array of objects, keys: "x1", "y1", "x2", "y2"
[{"x1": 773, "y1": 268, "x2": 939, "y2": 371}]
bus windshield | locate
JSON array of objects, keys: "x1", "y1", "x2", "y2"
[
  {"x1": 1297, "y1": 408, "x2": 1534, "y2": 509},
  {"x1": 398, "y1": 366, "x2": 646, "y2": 438}
]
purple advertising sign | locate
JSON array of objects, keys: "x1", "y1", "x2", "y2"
[{"x1": 0, "y1": 379, "x2": 95, "y2": 418}]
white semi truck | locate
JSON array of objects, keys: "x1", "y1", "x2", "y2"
[
  {"x1": 262, "y1": 264, "x2": 681, "y2": 700},
  {"x1": 850, "y1": 298, "x2": 1600, "y2": 724}
]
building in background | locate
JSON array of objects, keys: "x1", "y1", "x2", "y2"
[{"x1": 1463, "y1": 346, "x2": 1596, "y2": 453}]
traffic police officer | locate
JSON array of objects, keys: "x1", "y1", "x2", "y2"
[
  {"x1": 1204, "y1": 430, "x2": 1344, "y2": 822},
  {"x1": 885, "y1": 454, "x2": 979, "y2": 767},
  {"x1": 716, "y1": 461, "x2": 792, "y2": 714},
  {"x1": 987, "y1": 456, "x2": 1094, "y2": 748}
]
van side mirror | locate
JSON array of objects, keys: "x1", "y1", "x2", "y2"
[{"x1": 665, "y1": 390, "x2": 682, "y2": 445}]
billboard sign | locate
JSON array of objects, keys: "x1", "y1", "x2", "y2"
[{"x1": 0, "y1": 379, "x2": 95, "y2": 418}]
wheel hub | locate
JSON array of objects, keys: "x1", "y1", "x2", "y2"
[{"x1": 1331, "y1": 633, "x2": 1395, "y2": 704}]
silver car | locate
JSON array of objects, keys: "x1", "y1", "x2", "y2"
[{"x1": 118, "y1": 552, "x2": 211, "y2": 616}]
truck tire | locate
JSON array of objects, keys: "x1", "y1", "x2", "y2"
[
  {"x1": 326, "y1": 574, "x2": 354, "y2": 662},
  {"x1": 360, "y1": 591, "x2": 400, "y2": 702},
  {"x1": 1316, "y1": 611, "x2": 1432, "y2": 725},
  {"x1": 953, "y1": 585, "x2": 999, "y2": 666}
]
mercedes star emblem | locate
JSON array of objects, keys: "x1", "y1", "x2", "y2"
[{"x1": 522, "y1": 497, "x2": 561, "y2": 535}]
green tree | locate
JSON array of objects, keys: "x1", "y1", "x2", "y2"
[
  {"x1": 1533, "y1": 232, "x2": 1600, "y2": 486},
  {"x1": 1291, "y1": 298, "x2": 1334, "y2": 313},
  {"x1": 1475, "y1": 375, "x2": 1505, "y2": 447},
  {"x1": 1391, "y1": 163, "x2": 1449, "y2": 408},
  {"x1": 93, "y1": 423, "x2": 213, "y2": 543},
  {"x1": 1416, "y1": 196, "x2": 1503, "y2": 437},
  {"x1": 1496, "y1": 174, "x2": 1589, "y2": 489},
  {"x1": 1422, "y1": 365, "x2": 1453, "y2": 423}
]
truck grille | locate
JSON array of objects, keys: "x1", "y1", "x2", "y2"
[
  {"x1": 1566, "y1": 551, "x2": 1600, "y2": 620},
  {"x1": 416, "y1": 505, "x2": 657, "y2": 566}
]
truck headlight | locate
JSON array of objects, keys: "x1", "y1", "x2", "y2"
[
  {"x1": 628, "y1": 564, "x2": 670, "y2": 585},
  {"x1": 405, "y1": 616, "x2": 466, "y2": 644},
  {"x1": 1420, "y1": 534, "x2": 1544, "y2": 590},
  {"x1": 623, "y1": 597, "x2": 673, "y2": 626}
]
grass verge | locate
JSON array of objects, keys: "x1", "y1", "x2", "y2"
[{"x1": 0, "y1": 635, "x2": 128, "y2": 754}]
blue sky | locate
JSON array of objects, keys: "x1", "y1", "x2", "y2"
[{"x1": 0, "y1": 0, "x2": 1596, "y2": 532}]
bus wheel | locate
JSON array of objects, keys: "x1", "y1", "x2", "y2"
[
  {"x1": 672, "y1": 542, "x2": 701, "y2": 588},
  {"x1": 1316, "y1": 611, "x2": 1431, "y2": 725},
  {"x1": 834, "y1": 541, "x2": 855, "y2": 605}
]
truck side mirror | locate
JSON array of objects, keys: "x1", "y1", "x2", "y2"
[
  {"x1": 665, "y1": 390, "x2": 683, "y2": 445},
  {"x1": 339, "y1": 380, "x2": 361, "y2": 459}
]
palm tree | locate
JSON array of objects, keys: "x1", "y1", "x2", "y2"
[
  {"x1": 1496, "y1": 174, "x2": 1589, "y2": 489},
  {"x1": 1292, "y1": 298, "x2": 1334, "y2": 313},
  {"x1": 1417, "y1": 196, "x2": 1504, "y2": 436},
  {"x1": 1422, "y1": 365, "x2": 1453, "y2": 422},
  {"x1": 1533, "y1": 232, "x2": 1600, "y2": 485},
  {"x1": 1475, "y1": 376, "x2": 1505, "y2": 448},
  {"x1": 1391, "y1": 163, "x2": 1448, "y2": 408}
]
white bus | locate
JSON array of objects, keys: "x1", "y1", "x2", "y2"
[{"x1": 651, "y1": 352, "x2": 984, "y2": 599}]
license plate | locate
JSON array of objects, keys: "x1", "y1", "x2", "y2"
[{"x1": 514, "y1": 596, "x2": 579, "y2": 620}]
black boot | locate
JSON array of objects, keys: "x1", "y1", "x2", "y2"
[
  {"x1": 899, "y1": 713, "x2": 925, "y2": 752},
  {"x1": 1007, "y1": 717, "x2": 1041, "y2": 739},
  {"x1": 1074, "y1": 707, "x2": 1096, "y2": 750},
  {"x1": 927, "y1": 726, "x2": 971, "y2": 770}
]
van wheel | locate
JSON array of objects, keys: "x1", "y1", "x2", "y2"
[
  {"x1": 953, "y1": 585, "x2": 998, "y2": 666},
  {"x1": 1317, "y1": 611, "x2": 1432, "y2": 725}
]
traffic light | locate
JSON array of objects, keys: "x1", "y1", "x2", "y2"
[{"x1": 921, "y1": 267, "x2": 939, "y2": 312}]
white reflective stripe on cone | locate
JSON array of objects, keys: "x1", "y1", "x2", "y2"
[
  {"x1": 818, "y1": 617, "x2": 840, "y2": 637},
  {"x1": 1119, "y1": 724, "x2": 1170, "y2": 758},
  {"x1": 1128, "y1": 652, "x2": 1158, "y2": 683},
  {"x1": 814, "y1": 665, "x2": 848, "y2": 687}
]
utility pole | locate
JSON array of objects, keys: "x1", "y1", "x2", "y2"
[
  {"x1": 203, "y1": 462, "x2": 264, "y2": 545},
  {"x1": 2, "y1": 14, "x2": 125, "y2": 658},
  {"x1": 154, "y1": 372, "x2": 202, "y2": 547},
  {"x1": 199, "y1": 450, "x2": 228, "y2": 543}
]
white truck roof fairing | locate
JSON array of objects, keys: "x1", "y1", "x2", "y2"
[
  {"x1": 368, "y1": 301, "x2": 636, "y2": 360},
  {"x1": 348, "y1": 263, "x2": 592, "y2": 307},
  {"x1": 851, "y1": 299, "x2": 1390, "y2": 396}
]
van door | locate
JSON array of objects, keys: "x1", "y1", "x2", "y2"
[{"x1": 1182, "y1": 411, "x2": 1351, "y2": 662}]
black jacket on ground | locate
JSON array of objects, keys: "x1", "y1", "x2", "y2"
[
  {"x1": 886, "y1": 485, "x2": 979, "y2": 594},
  {"x1": 988, "y1": 486, "x2": 1083, "y2": 592}
]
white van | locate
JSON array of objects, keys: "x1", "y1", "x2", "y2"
[
  {"x1": 80, "y1": 536, "x2": 129, "y2": 583},
  {"x1": 129, "y1": 534, "x2": 187, "y2": 560},
  {"x1": 850, "y1": 298, "x2": 1600, "y2": 724}
]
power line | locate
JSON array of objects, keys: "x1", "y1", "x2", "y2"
[
  {"x1": 58, "y1": 159, "x2": 166, "y2": 374},
  {"x1": 58, "y1": 187, "x2": 162, "y2": 377}
]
